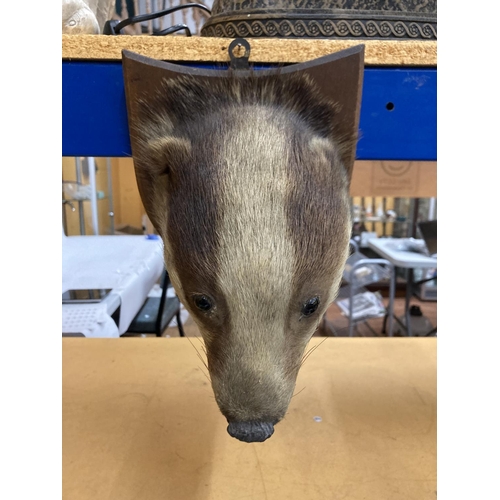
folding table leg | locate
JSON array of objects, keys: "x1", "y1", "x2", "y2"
[
  {"x1": 176, "y1": 310, "x2": 185, "y2": 337},
  {"x1": 405, "y1": 268, "x2": 414, "y2": 336}
]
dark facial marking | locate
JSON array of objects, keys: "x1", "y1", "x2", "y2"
[{"x1": 284, "y1": 116, "x2": 351, "y2": 334}]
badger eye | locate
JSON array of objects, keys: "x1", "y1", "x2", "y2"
[
  {"x1": 193, "y1": 294, "x2": 213, "y2": 312},
  {"x1": 302, "y1": 297, "x2": 320, "y2": 317}
]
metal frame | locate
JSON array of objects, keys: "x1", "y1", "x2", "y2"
[
  {"x1": 382, "y1": 269, "x2": 437, "y2": 337},
  {"x1": 155, "y1": 270, "x2": 185, "y2": 337},
  {"x1": 368, "y1": 238, "x2": 437, "y2": 337},
  {"x1": 124, "y1": 269, "x2": 185, "y2": 337},
  {"x1": 342, "y1": 257, "x2": 395, "y2": 337}
]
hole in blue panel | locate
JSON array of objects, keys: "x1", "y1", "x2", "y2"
[{"x1": 386, "y1": 102, "x2": 395, "y2": 111}]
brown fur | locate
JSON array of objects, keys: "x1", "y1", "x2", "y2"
[{"x1": 132, "y1": 72, "x2": 354, "y2": 426}]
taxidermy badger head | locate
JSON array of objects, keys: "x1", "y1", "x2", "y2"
[{"x1": 123, "y1": 47, "x2": 364, "y2": 443}]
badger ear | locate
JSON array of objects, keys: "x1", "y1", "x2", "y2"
[
  {"x1": 135, "y1": 136, "x2": 191, "y2": 176},
  {"x1": 280, "y1": 45, "x2": 364, "y2": 182},
  {"x1": 308, "y1": 136, "x2": 350, "y2": 188},
  {"x1": 133, "y1": 136, "x2": 191, "y2": 234}
]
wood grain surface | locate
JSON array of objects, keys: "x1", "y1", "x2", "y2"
[
  {"x1": 62, "y1": 35, "x2": 437, "y2": 66},
  {"x1": 63, "y1": 337, "x2": 436, "y2": 500}
]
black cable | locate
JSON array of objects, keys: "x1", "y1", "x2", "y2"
[
  {"x1": 153, "y1": 23, "x2": 192, "y2": 37},
  {"x1": 113, "y1": 3, "x2": 211, "y2": 34}
]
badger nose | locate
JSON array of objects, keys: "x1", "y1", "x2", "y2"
[{"x1": 227, "y1": 421, "x2": 275, "y2": 443}]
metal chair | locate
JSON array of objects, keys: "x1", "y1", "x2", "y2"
[
  {"x1": 335, "y1": 240, "x2": 395, "y2": 337},
  {"x1": 124, "y1": 269, "x2": 185, "y2": 337}
]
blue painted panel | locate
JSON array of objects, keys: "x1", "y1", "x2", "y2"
[
  {"x1": 62, "y1": 61, "x2": 436, "y2": 160},
  {"x1": 62, "y1": 62, "x2": 131, "y2": 158},
  {"x1": 357, "y1": 68, "x2": 436, "y2": 161}
]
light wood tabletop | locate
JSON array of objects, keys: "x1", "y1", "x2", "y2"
[{"x1": 63, "y1": 337, "x2": 436, "y2": 500}]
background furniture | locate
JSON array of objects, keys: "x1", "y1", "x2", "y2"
[
  {"x1": 368, "y1": 237, "x2": 437, "y2": 336},
  {"x1": 125, "y1": 269, "x2": 185, "y2": 337},
  {"x1": 63, "y1": 337, "x2": 436, "y2": 500},
  {"x1": 62, "y1": 233, "x2": 164, "y2": 337},
  {"x1": 62, "y1": 157, "x2": 115, "y2": 236},
  {"x1": 336, "y1": 240, "x2": 395, "y2": 337}
]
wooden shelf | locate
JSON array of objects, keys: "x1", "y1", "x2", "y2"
[
  {"x1": 62, "y1": 35, "x2": 436, "y2": 159},
  {"x1": 62, "y1": 34, "x2": 436, "y2": 66}
]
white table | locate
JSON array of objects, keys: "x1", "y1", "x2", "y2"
[
  {"x1": 368, "y1": 238, "x2": 437, "y2": 336},
  {"x1": 62, "y1": 234, "x2": 164, "y2": 337}
]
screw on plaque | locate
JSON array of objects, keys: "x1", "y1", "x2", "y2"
[{"x1": 228, "y1": 38, "x2": 251, "y2": 70}]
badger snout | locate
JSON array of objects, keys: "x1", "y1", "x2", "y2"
[
  {"x1": 227, "y1": 421, "x2": 275, "y2": 443},
  {"x1": 209, "y1": 354, "x2": 297, "y2": 443}
]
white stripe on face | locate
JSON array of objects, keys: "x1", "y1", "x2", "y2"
[{"x1": 216, "y1": 106, "x2": 296, "y2": 366}]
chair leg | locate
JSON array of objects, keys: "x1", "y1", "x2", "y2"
[
  {"x1": 425, "y1": 326, "x2": 437, "y2": 337},
  {"x1": 176, "y1": 310, "x2": 185, "y2": 337},
  {"x1": 154, "y1": 270, "x2": 169, "y2": 337}
]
